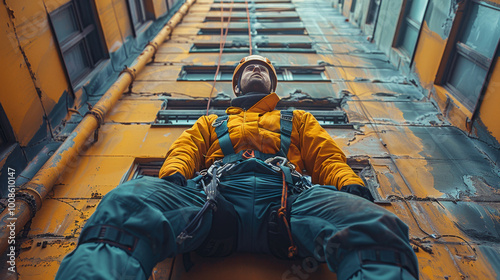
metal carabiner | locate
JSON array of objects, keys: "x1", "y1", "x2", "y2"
[{"x1": 265, "y1": 156, "x2": 288, "y2": 167}]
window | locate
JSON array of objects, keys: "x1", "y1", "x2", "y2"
[
  {"x1": 153, "y1": 100, "x2": 351, "y2": 128},
  {"x1": 366, "y1": 0, "x2": 381, "y2": 24},
  {"x1": 442, "y1": 1, "x2": 500, "y2": 110},
  {"x1": 166, "y1": 0, "x2": 175, "y2": 11},
  {"x1": 198, "y1": 27, "x2": 307, "y2": 35},
  {"x1": 0, "y1": 104, "x2": 15, "y2": 151},
  {"x1": 256, "y1": 42, "x2": 315, "y2": 53},
  {"x1": 350, "y1": 0, "x2": 357, "y2": 12},
  {"x1": 189, "y1": 42, "x2": 315, "y2": 53},
  {"x1": 213, "y1": 0, "x2": 292, "y2": 3},
  {"x1": 49, "y1": 1, "x2": 107, "y2": 86},
  {"x1": 394, "y1": 0, "x2": 428, "y2": 57},
  {"x1": 256, "y1": 27, "x2": 307, "y2": 35},
  {"x1": 209, "y1": 6, "x2": 295, "y2": 12},
  {"x1": 128, "y1": 0, "x2": 151, "y2": 30},
  {"x1": 122, "y1": 160, "x2": 164, "y2": 182},
  {"x1": 190, "y1": 42, "x2": 250, "y2": 53},
  {"x1": 205, "y1": 14, "x2": 300, "y2": 23},
  {"x1": 177, "y1": 66, "x2": 327, "y2": 82}
]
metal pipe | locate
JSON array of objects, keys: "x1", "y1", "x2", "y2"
[{"x1": 0, "y1": 0, "x2": 197, "y2": 254}]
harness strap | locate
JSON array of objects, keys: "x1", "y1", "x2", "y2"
[
  {"x1": 79, "y1": 225, "x2": 156, "y2": 277},
  {"x1": 278, "y1": 165, "x2": 297, "y2": 258},
  {"x1": 213, "y1": 110, "x2": 294, "y2": 160},
  {"x1": 279, "y1": 110, "x2": 293, "y2": 158},
  {"x1": 213, "y1": 115, "x2": 235, "y2": 156},
  {"x1": 338, "y1": 248, "x2": 419, "y2": 280}
]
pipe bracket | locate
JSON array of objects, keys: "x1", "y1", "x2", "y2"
[
  {"x1": 16, "y1": 191, "x2": 38, "y2": 219},
  {"x1": 84, "y1": 110, "x2": 103, "y2": 144},
  {"x1": 146, "y1": 41, "x2": 159, "y2": 62},
  {"x1": 119, "y1": 66, "x2": 137, "y2": 93}
]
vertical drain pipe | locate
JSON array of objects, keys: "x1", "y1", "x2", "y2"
[{"x1": 0, "y1": 0, "x2": 197, "y2": 254}]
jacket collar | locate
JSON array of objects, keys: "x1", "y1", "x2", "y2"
[{"x1": 226, "y1": 92, "x2": 280, "y2": 114}]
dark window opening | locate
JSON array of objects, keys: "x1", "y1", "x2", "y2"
[
  {"x1": 209, "y1": 7, "x2": 296, "y2": 12},
  {"x1": 49, "y1": 0, "x2": 107, "y2": 87},
  {"x1": 189, "y1": 42, "x2": 314, "y2": 53},
  {"x1": 350, "y1": 0, "x2": 357, "y2": 12},
  {"x1": 154, "y1": 100, "x2": 350, "y2": 128},
  {"x1": 256, "y1": 42, "x2": 315, "y2": 53},
  {"x1": 442, "y1": 0, "x2": 500, "y2": 110},
  {"x1": 0, "y1": 104, "x2": 15, "y2": 152},
  {"x1": 198, "y1": 27, "x2": 307, "y2": 35},
  {"x1": 166, "y1": 0, "x2": 175, "y2": 11},
  {"x1": 366, "y1": 0, "x2": 380, "y2": 24},
  {"x1": 177, "y1": 66, "x2": 327, "y2": 82},
  {"x1": 190, "y1": 42, "x2": 250, "y2": 53},
  {"x1": 204, "y1": 15, "x2": 300, "y2": 22},
  {"x1": 213, "y1": 0, "x2": 292, "y2": 3},
  {"x1": 128, "y1": 0, "x2": 155, "y2": 31},
  {"x1": 122, "y1": 159, "x2": 164, "y2": 182},
  {"x1": 256, "y1": 28, "x2": 307, "y2": 35},
  {"x1": 394, "y1": 0, "x2": 428, "y2": 58}
]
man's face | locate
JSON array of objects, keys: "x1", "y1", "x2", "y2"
[{"x1": 238, "y1": 63, "x2": 272, "y2": 95}]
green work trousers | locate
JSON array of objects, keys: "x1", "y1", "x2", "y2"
[{"x1": 56, "y1": 160, "x2": 418, "y2": 279}]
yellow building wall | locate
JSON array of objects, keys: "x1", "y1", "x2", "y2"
[
  {"x1": 0, "y1": 0, "x2": 70, "y2": 146},
  {"x1": 477, "y1": 58, "x2": 500, "y2": 143},
  {"x1": 476, "y1": 0, "x2": 500, "y2": 144},
  {"x1": 412, "y1": 22, "x2": 445, "y2": 90},
  {"x1": 95, "y1": 0, "x2": 134, "y2": 53},
  {"x1": 152, "y1": 0, "x2": 169, "y2": 18},
  {"x1": 0, "y1": 0, "x2": 149, "y2": 146}
]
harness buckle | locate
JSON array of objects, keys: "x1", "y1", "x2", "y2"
[
  {"x1": 281, "y1": 114, "x2": 293, "y2": 121},
  {"x1": 242, "y1": 149, "x2": 255, "y2": 159},
  {"x1": 212, "y1": 118, "x2": 225, "y2": 127}
]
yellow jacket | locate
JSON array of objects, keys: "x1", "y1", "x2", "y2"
[{"x1": 159, "y1": 93, "x2": 364, "y2": 189}]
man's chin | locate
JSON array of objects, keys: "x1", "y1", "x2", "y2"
[
  {"x1": 240, "y1": 91, "x2": 269, "y2": 96},
  {"x1": 240, "y1": 82, "x2": 271, "y2": 95}
]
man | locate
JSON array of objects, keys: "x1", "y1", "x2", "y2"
[{"x1": 56, "y1": 55, "x2": 418, "y2": 280}]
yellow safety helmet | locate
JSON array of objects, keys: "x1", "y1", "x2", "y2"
[{"x1": 232, "y1": 55, "x2": 278, "y2": 95}]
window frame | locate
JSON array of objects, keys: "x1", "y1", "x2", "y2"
[
  {"x1": 0, "y1": 104, "x2": 15, "y2": 151},
  {"x1": 126, "y1": 0, "x2": 153, "y2": 33},
  {"x1": 48, "y1": 0, "x2": 108, "y2": 89},
  {"x1": 350, "y1": 0, "x2": 357, "y2": 12},
  {"x1": 436, "y1": 0, "x2": 500, "y2": 111},
  {"x1": 392, "y1": 0, "x2": 429, "y2": 59},
  {"x1": 177, "y1": 65, "x2": 328, "y2": 82},
  {"x1": 189, "y1": 42, "x2": 315, "y2": 53},
  {"x1": 153, "y1": 105, "x2": 351, "y2": 128}
]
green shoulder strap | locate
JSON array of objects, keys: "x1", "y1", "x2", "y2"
[
  {"x1": 212, "y1": 115, "x2": 236, "y2": 156},
  {"x1": 278, "y1": 110, "x2": 294, "y2": 158}
]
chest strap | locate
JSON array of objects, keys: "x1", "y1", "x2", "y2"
[
  {"x1": 213, "y1": 110, "x2": 294, "y2": 161},
  {"x1": 279, "y1": 110, "x2": 293, "y2": 158},
  {"x1": 212, "y1": 115, "x2": 236, "y2": 156}
]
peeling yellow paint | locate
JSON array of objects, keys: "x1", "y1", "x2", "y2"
[
  {"x1": 413, "y1": 21, "x2": 446, "y2": 89},
  {"x1": 477, "y1": 59, "x2": 500, "y2": 144},
  {"x1": 95, "y1": 0, "x2": 130, "y2": 52},
  {"x1": 0, "y1": 0, "x2": 70, "y2": 145}
]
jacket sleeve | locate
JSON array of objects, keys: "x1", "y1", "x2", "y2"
[
  {"x1": 159, "y1": 115, "x2": 216, "y2": 179},
  {"x1": 296, "y1": 111, "x2": 365, "y2": 189}
]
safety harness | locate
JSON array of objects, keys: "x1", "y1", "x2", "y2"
[{"x1": 176, "y1": 110, "x2": 310, "y2": 258}]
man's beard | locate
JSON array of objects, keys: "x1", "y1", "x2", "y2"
[{"x1": 241, "y1": 79, "x2": 271, "y2": 95}]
